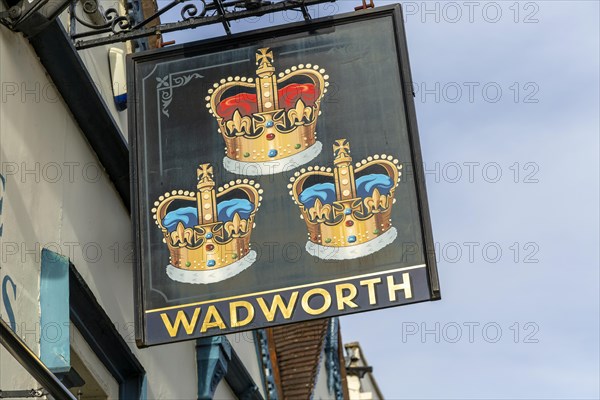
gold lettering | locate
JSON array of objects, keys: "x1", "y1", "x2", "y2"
[
  {"x1": 335, "y1": 283, "x2": 358, "y2": 310},
  {"x1": 359, "y1": 278, "x2": 382, "y2": 305},
  {"x1": 200, "y1": 305, "x2": 226, "y2": 333},
  {"x1": 160, "y1": 308, "x2": 201, "y2": 337},
  {"x1": 387, "y1": 273, "x2": 412, "y2": 301},
  {"x1": 302, "y1": 288, "x2": 332, "y2": 316},
  {"x1": 230, "y1": 300, "x2": 255, "y2": 328},
  {"x1": 257, "y1": 292, "x2": 299, "y2": 321}
]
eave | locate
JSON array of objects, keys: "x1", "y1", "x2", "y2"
[{"x1": 27, "y1": 20, "x2": 131, "y2": 210}]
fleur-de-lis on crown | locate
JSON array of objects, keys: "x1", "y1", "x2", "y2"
[
  {"x1": 224, "y1": 213, "x2": 249, "y2": 237},
  {"x1": 226, "y1": 110, "x2": 252, "y2": 136},
  {"x1": 288, "y1": 99, "x2": 313, "y2": 125},
  {"x1": 308, "y1": 198, "x2": 332, "y2": 222},
  {"x1": 171, "y1": 222, "x2": 193, "y2": 246},
  {"x1": 364, "y1": 188, "x2": 389, "y2": 213}
]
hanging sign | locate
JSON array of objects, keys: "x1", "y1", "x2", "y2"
[{"x1": 129, "y1": 4, "x2": 440, "y2": 347}]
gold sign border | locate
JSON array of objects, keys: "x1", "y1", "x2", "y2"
[{"x1": 146, "y1": 263, "x2": 426, "y2": 314}]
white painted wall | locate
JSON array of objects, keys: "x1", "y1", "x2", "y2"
[
  {"x1": 0, "y1": 22, "x2": 198, "y2": 397},
  {"x1": 59, "y1": 0, "x2": 129, "y2": 135},
  {"x1": 71, "y1": 324, "x2": 120, "y2": 399},
  {"x1": 345, "y1": 344, "x2": 382, "y2": 400},
  {"x1": 226, "y1": 332, "x2": 266, "y2": 399},
  {"x1": 214, "y1": 377, "x2": 237, "y2": 400},
  {"x1": 313, "y1": 352, "x2": 332, "y2": 400}
]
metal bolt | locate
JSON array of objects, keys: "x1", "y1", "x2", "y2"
[{"x1": 8, "y1": 6, "x2": 21, "y2": 19}]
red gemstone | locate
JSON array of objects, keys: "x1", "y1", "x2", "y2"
[
  {"x1": 345, "y1": 220, "x2": 354, "y2": 227},
  {"x1": 266, "y1": 133, "x2": 276, "y2": 140},
  {"x1": 206, "y1": 244, "x2": 215, "y2": 251}
]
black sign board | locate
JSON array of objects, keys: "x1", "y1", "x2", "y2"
[{"x1": 129, "y1": 4, "x2": 440, "y2": 347}]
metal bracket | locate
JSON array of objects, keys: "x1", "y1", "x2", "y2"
[
  {"x1": 0, "y1": 0, "x2": 72, "y2": 37},
  {"x1": 354, "y1": 0, "x2": 374, "y2": 11},
  {"x1": 0, "y1": 389, "x2": 48, "y2": 398},
  {"x1": 345, "y1": 366, "x2": 373, "y2": 378},
  {"x1": 1, "y1": 0, "x2": 331, "y2": 48},
  {"x1": 68, "y1": 0, "x2": 333, "y2": 49},
  {"x1": 0, "y1": 318, "x2": 77, "y2": 400},
  {"x1": 299, "y1": 1, "x2": 311, "y2": 21},
  {"x1": 0, "y1": 7, "x2": 18, "y2": 21}
]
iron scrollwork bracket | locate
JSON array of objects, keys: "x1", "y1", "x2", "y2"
[
  {"x1": 68, "y1": 0, "x2": 336, "y2": 50},
  {"x1": 0, "y1": 389, "x2": 48, "y2": 398}
]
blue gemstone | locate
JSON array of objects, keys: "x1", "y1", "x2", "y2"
[
  {"x1": 266, "y1": 120, "x2": 274, "y2": 128},
  {"x1": 344, "y1": 208, "x2": 352, "y2": 215},
  {"x1": 205, "y1": 232, "x2": 213, "y2": 239},
  {"x1": 207, "y1": 260, "x2": 216, "y2": 267},
  {"x1": 347, "y1": 235, "x2": 357, "y2": 243},
  {"x1": 268, "y1": 149, "x2": 278, "y2": 158}
]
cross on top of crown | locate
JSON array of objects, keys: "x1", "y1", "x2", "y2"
[
  {"x1": 256, "y1": 48, "x2": 274, "y2": 67},
  {"x1": 333, "y1": 139, "x2": 351, "y2": 158},
  {"x1": 197, "y1": 164, "x2": 214, "y2": 182}
]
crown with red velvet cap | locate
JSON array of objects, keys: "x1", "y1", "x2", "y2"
[{"x1": 206, "y1": 48, "x2": 329, "y2": 175}]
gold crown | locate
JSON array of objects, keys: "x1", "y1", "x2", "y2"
[
  {"x1": 289, "y1": 140, "x2": 402, "y2": 258},
  {"x1": 206, "y1": 48, "x2": 328, "y2": 170},
  {"x1": 151, "y1": 164, "x2": 262, "y2": 279}
]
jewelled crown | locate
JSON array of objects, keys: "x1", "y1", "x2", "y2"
[
  {"x1": 151, "y1": 164, "x2": 262, "y2": 282},
  {"x1": 289, "y1": 140, "x2": 402, "y2": 259},
  {"x1": 206, "y1": 48, "x2": 329, "y2": 174}
]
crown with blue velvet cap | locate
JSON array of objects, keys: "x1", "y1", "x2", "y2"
[
  {"x1": 151, "y1": 164, "x2": 262, "y2": 282},
  {"x1": 289, "y1": 139, "x2": 402, "y2": 260}
]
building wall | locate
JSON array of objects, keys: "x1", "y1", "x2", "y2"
[
  {"x1": 344, "y1": 343, "x2": 382, "y2": 400},
  {"x1": 57, "y1": 1, "x2": 129, "y2": 134},
  {"x1": 313, "y1": 352, "x2": 331, "y2": 400}
]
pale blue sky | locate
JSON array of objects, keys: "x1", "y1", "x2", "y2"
[{"x1": 164, "y1": 1, "x2": 600, "y2": 398}]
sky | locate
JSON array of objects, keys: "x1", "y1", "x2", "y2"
[{"x1": 163, "y1": 1, "x2": 600, "y2": 398}]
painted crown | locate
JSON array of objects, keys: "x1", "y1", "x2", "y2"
[
  {"x1": 289, "y1": 139, "x2": 402, "y2": 259},
  {"x1": 206, "y1": 48, "x2": 329, "y2": 175},
  {"x1": 151, "y1": 164, "x2": 262, "y2": 283}
]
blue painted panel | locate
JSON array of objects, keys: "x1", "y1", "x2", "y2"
[
  {"x1": 40, "y1": 248, "x2": 70, "y2": 373},
  {"x1": 0, "y1": 171, "x2": 5, "y2": 237},
  {"x1": 197, "y1": 336, "x2": 232, "y2": 400},
  {"x1": 255, "y1": 329, "x2": 278, "y2": 400},
  {"x1": 2, "y1": 275, "x2": 17, "y2": 331},
  {"x1": 325, "y1": 318, "x2": 344, "y2": 400},
  {"x1": 140, "y1": 374, "x2": 148, "y2": 400}
]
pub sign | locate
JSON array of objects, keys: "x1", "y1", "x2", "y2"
[{"x1": 129, "y1": 5, "x2": 440, "y2": 347}]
